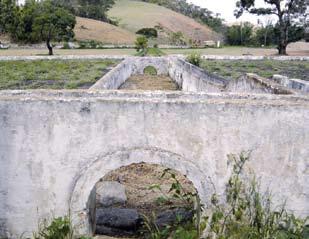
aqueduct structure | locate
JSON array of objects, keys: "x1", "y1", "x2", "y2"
[{"x1": 0, "y1": 56, "x2": 308, "y2": 238}]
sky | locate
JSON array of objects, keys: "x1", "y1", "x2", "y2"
[{"x1": 188, "y1": 0, "x2": 276, "y2": 24}]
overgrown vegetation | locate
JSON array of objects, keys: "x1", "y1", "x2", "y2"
[
  {"x1": 206, "y1": 153, "x2": 309, "y2": 238},
  {"x1": 142, "y1": 153, "x2": 308, "y2": 239},
  {"x1": 0, "y1": 59, "x2": 118, "y2": 90},
  {"x1": 142, "y1": 168, "x2": 199, "y2": 239},
  {"x1": 200, "y1": 60, "x2": 309, "y2": 81}
]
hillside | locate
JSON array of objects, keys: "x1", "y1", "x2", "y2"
[
  {"x1": 74, "y1": 17, "x2": 137, "y2": 44},
  {"x1": 108, "y1": 0, "x2": 222, "y2": 44}
]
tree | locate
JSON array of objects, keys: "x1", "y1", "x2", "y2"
[
  {"x1": 170, "y1": 31, "x2": 186, "y2": 45},
  {"x1": 235, "y1": 0, "x2": 308, "y2": 55},
  {"x1": 226, "y1": 22, "x2": 254, "y2": 46},
  {"x1": 78, "y1": 0, "x2": 115, "y2": 22},
  {"x1": 32, "y1": 0, "x2": 76, "y2": 55},
  {"x1": 0, "y1": 0, "x2": 19, "y2": 34}
]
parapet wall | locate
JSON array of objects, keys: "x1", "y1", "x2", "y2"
[
  {"x1": 226, "y1": 73, "x2": 295, "y2": 95},
  {"x1": 272, "y1": 75, "x2": 309, "y2": 93},
  {"x1": 0, "y1": 91, "x2": 308, "y2": 237},
  {"x1": 168, "y1": 58, "x2": 227, "y2": 92}
]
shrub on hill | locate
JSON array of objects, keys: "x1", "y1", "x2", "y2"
[{"x1": 136, "y1": 28, "x2": 158, "y2": 38}]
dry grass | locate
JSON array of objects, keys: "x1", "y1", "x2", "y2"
[
  {"x1": 108, "y1": 0, "x2": 221, "y2": 43},
  {"x1": 119, "y1": 75, "x2": 179, "y2": 91},
  {"x1": 74, "y1": 17, "x2": 137, "y2": 44}
]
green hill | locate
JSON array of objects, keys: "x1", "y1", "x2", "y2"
[{"x1": 108, "y1": 0, "x2": 222, "y2": 44}]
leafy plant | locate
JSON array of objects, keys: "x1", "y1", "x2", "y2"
[
  {"x1": 206, "y1": 152, "x2": 309, "y2": 239},
  {"x1": 145, "y1": 169, "x2": 203, "y2": 239},
  {"x1": 32, "y1": 216, "x2": 72, "y2": 239},
  {"x1": 186, "y1": 52, "x2": 202, "y2": 67},
  {"x1": 142, "y1": 212, "x2": 171, "y2": 239}
]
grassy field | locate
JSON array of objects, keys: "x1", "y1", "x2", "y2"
[
  {"x1": 108, "y1": 0, "x2": 220, "y2": 43},
  {"x1": 201, "y1": 60, "x2": 309, "y2": 81},
  {"x1": 0, "y1": 59, "x2": 118, "y2": 90}
]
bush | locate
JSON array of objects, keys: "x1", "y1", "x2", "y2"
[
  {"x1": 206, "y1": 152, "x2": 309, "y2": 239},
  {"x1": 136, "y1": 28, "x2": 158, "y2": 38},
  {"x1": 186, "y1": 52, "x2": 202, "y2": 67},
  {"x1": 135, "y1": 36, "x2": 148, "y2": 56}
]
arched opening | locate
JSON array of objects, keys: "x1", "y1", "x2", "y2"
[
  {"x1": 70, "y1": 148, "x2": 213, "y2": 237},
  {"x1": 88, "y1": 162, "x2": 197, "y2": 237},
  {"x1": 143, "y1": 65, "x2": 158, "y2": 75}
]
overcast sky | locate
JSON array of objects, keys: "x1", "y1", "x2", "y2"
[{"x1": 188, "y1": 0, "x2": 276, "y2": 24}]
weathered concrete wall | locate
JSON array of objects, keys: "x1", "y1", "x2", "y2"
[
  {"x1": 226, "y1": 73, "x2": 295, "y2": 95},
  {"x1": 90, "y1": 59, "x2": 133, "y2": 90},
  {"x1": 0, "y1": 91, "x2": 308, "y2": 238},
  {"x1": 168, "y1": 58, "x2": 227, "y2": 92},
  {"x1": 272, "y1": 75, "x2": 309, "y2": 93}
]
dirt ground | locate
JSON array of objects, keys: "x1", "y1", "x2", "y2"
[
  {"x1": 119, "y1": 75, "x2": 179, "y2": 91},
  {"x1": 101, "y1": 163, "x2": 195, "y2": 216}
]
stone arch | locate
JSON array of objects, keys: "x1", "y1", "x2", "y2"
[
  {"x1": 69, "y1": 147, "x2": 214, "y2": 236},
  {"x1": 143, "y1": 65, "x2": 158, "y2": 75}
]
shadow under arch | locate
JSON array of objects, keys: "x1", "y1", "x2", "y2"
[{"x1": 70, "y1": 147, "x2": 215, "y2": 236}]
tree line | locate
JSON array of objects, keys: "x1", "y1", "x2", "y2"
[{"x1": 226, "y1": 21, "x2": 305, "y2": 48}]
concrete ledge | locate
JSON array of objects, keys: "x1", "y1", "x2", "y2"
[{"x1": 0, "y1": 90, "x2": 308, "y2": 106}]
